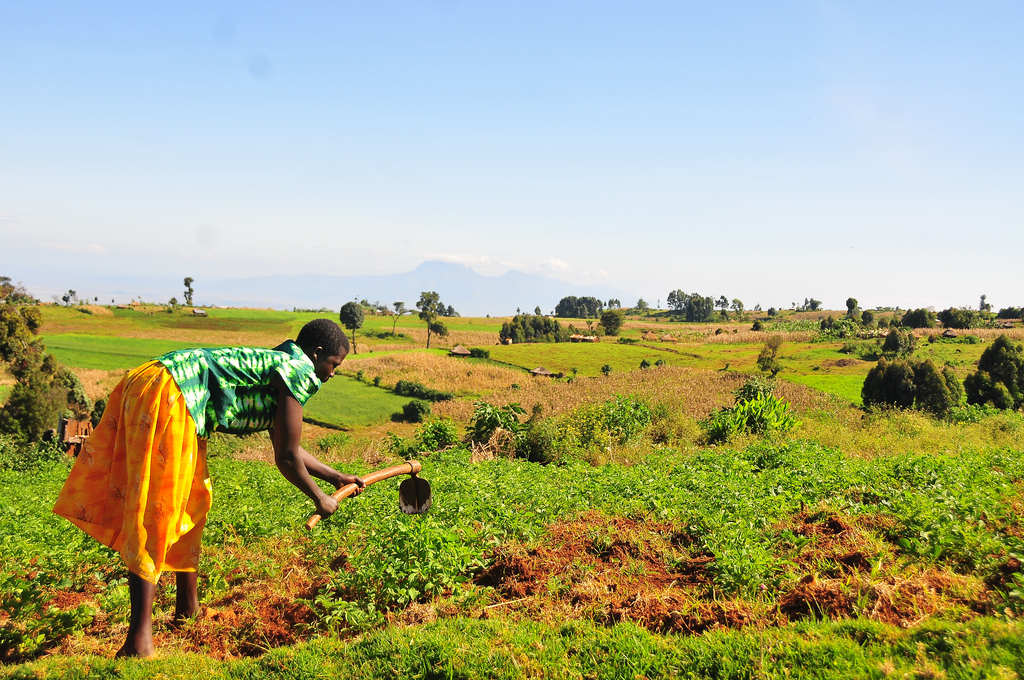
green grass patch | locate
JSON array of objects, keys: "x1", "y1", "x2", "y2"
[
  {"x1": 787, "y1": 374, "x2": 867, "y2": 405},
  {"x1": 43, "y1": 335, "x2": 224, "y2": 370},
  {"x1": 302, "y1": 376, "x2": 412, "y2": 429},
  {"x1": 0, "y1": 384, "x2": 10, "y2": 405},
  {"x1": 488, "y1": 342, "x2": 679, "y2": 376}
]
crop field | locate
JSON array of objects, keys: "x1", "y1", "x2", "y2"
[{"x1": 3, "y1": 306, "x2": 1024, "y2": 678}]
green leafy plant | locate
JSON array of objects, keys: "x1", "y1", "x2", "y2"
[{"x1": 702, "y1": 378, "x2": 799, "y2": 444}]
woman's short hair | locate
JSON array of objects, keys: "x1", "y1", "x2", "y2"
[{"x1": 296, "y1": 318, "x2": 349, "y2": 357}]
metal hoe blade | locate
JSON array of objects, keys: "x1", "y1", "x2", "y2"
[{"x1": 399, "y1": 474, "x2": 432, "y2": 514}]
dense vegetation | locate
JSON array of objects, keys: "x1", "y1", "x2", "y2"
[{"x1": 3, "y1": 298, "x2": 1024, "y2": 678}]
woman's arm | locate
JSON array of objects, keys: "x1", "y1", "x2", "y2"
[{"x1": 268, "y1": 373, "x2": 362, "y2": 518}]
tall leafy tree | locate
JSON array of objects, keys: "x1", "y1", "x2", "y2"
[
  {"x1": 183, "y1": 277, "x2": 194, "y2": 306},
  {"x1": 417, "y1": 291, "x2": 451, "y2": 348},
  {"x1": 391, "y1": 301, "x2": 407, "y2": 336},
  {"x1": 339, "y1": 301, "x2": 365, "y2": 354}
]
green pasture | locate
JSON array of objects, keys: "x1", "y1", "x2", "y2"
[
  {"x1": 302, "y1": 376, "x2": 411, "y2": 429},
  {"x1": 44, "y1": 335, "x2": 225, "y2": 371},
  {"x1": 0, "y1": 384, "x2": 10, "y2": 405},
  {"x1": 488, "y1": 341, "x2": 679, "y2": 376}
]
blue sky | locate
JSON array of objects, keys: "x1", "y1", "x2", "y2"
[{"x1": 2, "y1": 1, "x2": 1021, "y2": 311}]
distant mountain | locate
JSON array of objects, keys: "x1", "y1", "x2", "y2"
[{"x1": 201, "y1": 261, "x2": 637, "y2": 317}]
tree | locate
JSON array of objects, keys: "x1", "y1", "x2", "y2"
[
  {"x1": 498, "y1": 314, "x2": 568, "y2": 344},
  {"x1": 716, "y1": 296, "x2": 729, "y2": 315},
  {"x1": 391, "y1": 301, "x2": 407, "y2": 336},
  {"x1": 845, "y1": 297, "x2": 860, "y2": 321},
  {"x1": 0, "y1": 302, "x2": 88, "y2": 440},
  {"x1": 607, "y1": 299, "x2": 621, "y2": 309},
  {"x1": 731, "y1": 299, "x2": 745, "y2": 316},
  {"x1": 601, "y1": 363, "x2": 612, "y2": 376},
  {"x1": 860, "y1": 310, "x2": 875, "y2": 327},
  {"x1": 635, "y1": 298, "x2": 649, "y2": 312},
  {"x1": 534, "y1": 306, "x2": 542, "y2": 316},
  {"x1": 756, "y1": 336, "x2": 784, "y2": 376},
  {"x1": 183, "y1": 277, "x2": 194, "y2": 306},
  {"x1": 555, "y1": 296, "x2": 603, "y2": 318},
  {"x1": 0, "y1": 277, "x2": 35, "y2": 304},
  {"x1": 667, "y1": 290, "x2": 686, "y2": 313},
  {"x1": 599, "y1": 310, "x2": 624, "y2": 336},
  {"x1": 901, "y1": 308, "x2": 936, "y2": 329},
  {"x1": 339, "y1": 301, "x2": 365, "y2": 354},
  {"x1": 417, "y1": 291, "x2": 452, "y2": 348},
  {"x1": 980, "y1": 294, "x2": 991, "y2": 312},
  {"x1": 964, "y1": 335, "x2": 1024, "y2": 409},
  {"x1": 937, "y1": 307, "x2": 979, "y2": 329},
  {"x1": 61, "y1": 290, "x2": 77, "y2": 306}
]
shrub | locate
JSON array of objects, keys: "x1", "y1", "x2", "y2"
[
  {"x1": 881, "y1": 328, "x2": 917, "y2": 358},
  {"x1": 416, "y1": 418, "x2": 460, "y2": 452},
  {"x1": 861, "y1": 358, "x2": 917, "y2": 410},
  {"x1": 600, "y1": 364, "x2": 612, "y2": 376},
  {"x1": 468, "y1": 347, "x2": 490, "y2": 359},
  {"x1": 466, "y1": 401, "x2": 525, "y2": 445},
  {"x1": 396, "y1": 400, "x2": 431, "y2": 423},
  {"x1": 393, "y1": 380, "x2": 454, "y2": 402},
  {"x1": 861, "y1": 357, "x2": 961, "y2": 417},
  {"x1": 0, "y1": 434, "x2": 67, "y2": 473},
  {"x1": 964, "y1": 335, "x2": 1024, "y2": 409}
]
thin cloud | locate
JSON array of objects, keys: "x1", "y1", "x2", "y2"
[{"x1": 40, "y1": 242, "x2": 107, "y2": 255}]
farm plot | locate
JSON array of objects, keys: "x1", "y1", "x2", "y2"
[{"x1": 5, "y1": 428, "x2": 1024, "y2": 676}]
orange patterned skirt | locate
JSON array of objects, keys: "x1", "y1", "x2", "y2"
[{"x1": 52, "y1": 361, "x2": 212, "y2": 583}]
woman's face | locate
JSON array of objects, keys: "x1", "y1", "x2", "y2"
[{"x1": 313, "y1": 350, "x2": 346, "y2": 382}]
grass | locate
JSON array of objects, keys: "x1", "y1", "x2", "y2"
[
  {"x1": 43, "y1": 335, "x2": 222, "y2": 371},
  {"x1": 302, "y1": 376, "x2": 413, "y2": 429}
]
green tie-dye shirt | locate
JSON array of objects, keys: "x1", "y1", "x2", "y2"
[{"x1": 156, "y1": 341, "x2": 321, "y2": 438}]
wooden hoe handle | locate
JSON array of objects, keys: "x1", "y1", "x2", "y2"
[{"x1": 305, "y1": 460, "x2": 422, "y2": 530}]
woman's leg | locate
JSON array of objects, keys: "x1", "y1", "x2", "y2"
[
  {"x1": 174, "y1": 571, "x2": 199, "y2": 622},
  {"x1": 117, "y1": 571, "x2": 157, "y2": 658}
]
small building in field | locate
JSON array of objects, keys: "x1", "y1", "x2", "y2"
[
  {"x1": 192, "y1": 308, "x2": 207, "y2": 317},
  {"x1": 642, "y1": 331, "x2": 658, "y2": 341},
  {"x1": 942, "y1": 329, "x2": 958, "y2": 338},
  {"x1": 530, "y1": 366, "x2": 554, "y2": 377},
  {"x1": 570, "y1": 334, "x2": 599, "y2": 343},
  {"x1": 660, "y1": 334, "x2": 676, "y2": 342},
  {"x1": 449, "y1": 345, "x2": 471, "y2": 358}
]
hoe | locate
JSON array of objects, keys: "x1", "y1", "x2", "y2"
[{"x1": 305, "y1": 460, "x2": 431, "y2": 529}]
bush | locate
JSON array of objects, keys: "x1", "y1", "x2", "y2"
[
  {"x1": 396, "y1": 400, "x2": 431, "y2": 423},
  {"x1": 416, "y1": 418, "x2": 460, "y2": 452},
  {"x1": 468, "y1": 347, "x2": 490, "y2": 359},
  {"x1": 393, "y1": 380, "x2": 454, "y2": 402},
  {"x1": 964, "y1": 335, "x2": 1024, "y2": 409},
  {"x1": 861, "y1": 357, "x2": 961, "y2": 417},
  {"x1": 0, "y1": 434, "x2": 67, "y2": 473},
  {"x1": 881, "y1": 328, "x2": 917, "y2": 358},
  {"x1": 466, "y1": 401, "x2": 525, "y2": 445}
]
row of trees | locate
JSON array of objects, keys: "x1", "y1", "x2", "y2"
[
  {"x1": 338, "y1": 292, "x2": 458, "y2": 352},
  {"x1": 862, "y1": 335, "x2": 1024, "y2": 416}
]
